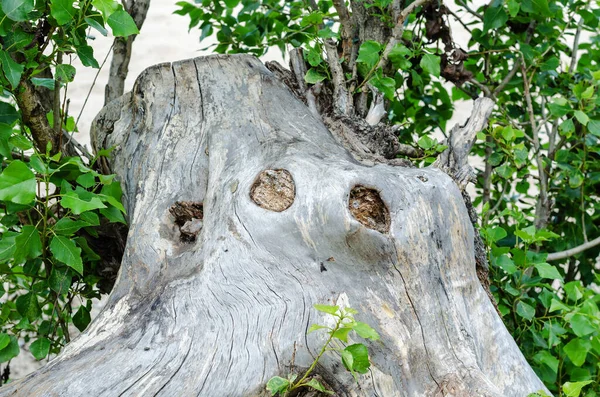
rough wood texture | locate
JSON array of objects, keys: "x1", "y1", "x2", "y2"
[{"x1": 2, "y1": 55, "x2": 547, "y2": 396}]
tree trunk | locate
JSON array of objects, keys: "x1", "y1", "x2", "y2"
[{"x1": 1, "y1": 55, "x2": 548, "y2": 396}]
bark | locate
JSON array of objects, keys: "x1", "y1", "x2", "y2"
[
  {"x1": 104, "y1": 0, "x2": 151, "y2": 106},
  {"x1": 2, "y1": 55, "x2": 548, "y2": 396}
]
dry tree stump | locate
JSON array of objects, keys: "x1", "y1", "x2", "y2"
[{"x1": 1, "y1": 55, "x2": 548, "y2": 396}]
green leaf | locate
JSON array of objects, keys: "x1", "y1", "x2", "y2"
[
  {"x1": 49, "y1": 236, "x2": 83, "y2": 274},
  {"x1": 85, "y1": 16, "x2": 108, "y2": 36},
  {"x1": 76, "y1": 172, "x2": 96, "y2": 188},
  {"x1": 107, "y1": 10, "x2": 140, "y2": 37},
  {"x1": 388, "y1": 44, "x2": 412, "y2": 70},
  {"x1": 223, "y1": 0, "x2": 239, "y2": 7},
  {"x1": 496, "y1": 254, "x2": 517, "y2": 273},
  {"x1": 516, "y1": 301, "x2": 535, "y2": 321},
  {"x1": 563, "y1": 381, "x2": 593, "y2": 397},
  {"x1": 352, "y1": 321, "x2": 380, "y2": 340},
  {"x1": 31, "y1": 77, "x2": 55, "y2": 90},
  {"x1": 55, "y1": 64, "x2": 76, "y2": 83},
  {"x1": 0, "y1": 234, "x2": 16, "y2": 263},
  {"x1": 588, "y1": 120, "x2": 600, "y2": 136},
  {"x1": 0, "y1": 335, "x2": 19, "y2": 363},
  {"x1": 563, "y1": 338, "x2": 589, "y2": 366},
  {"x1": 420, "y1": 54, "x2": 440, "y2": 77},
  {"x1": 1, "y1": 0, "x2": 33, "y2": 21},
  {"x1": 266, "y1": 376, "x2": 290, "y2": 395},
  {"x1": 0, "y1": 334, "x2": 9, "y2": 351},
  {"x1": 308, "y1": 324, "x2": 329, "y2": 333},
  {"x1": 305, "y1": 378, "x2": 333, "y2": 395},
  {"x1": 569, "y1": 314, "x2": 596, "y2": 337},
  {"x1": 53, "y1": 218, "x2": 89, "y2": 235},
  {"x1": 73, "y1": 305, "x2": 91, "y2": 332},
  {"x1": 99, "y1": 206, "x2": 126, "y2": 224},
  {"x1": 370, "y1": 69, "x2": 396, "y2": 100},
  {"x1": 549, "y1": 298, "x2": 570, "y2": 313},
  {"x1": 564, "y1": 281, "x2": 583, "y2": 302},
  {"x1": 0, "y1": 50, "x2": 23, "y2": 88},
  {"x1": 356, "y1": 40, "x2": 382, "y2": 69},
  {"x1": 573, "y1": 110, "x2": 589, "y2": 125},
  {"x1": 14, "y1": 225, "x2": 42, "y2": 262},
  {"x1": 332, "y1": 326, "x2": 352, "y2": 342},
  {"x1": 344, "y1": 343, "x2": 370, "y2": 374},
  {"x1": 30, "y1": 337, "x2": 50, "y2": 360},
  {"x1": 483, "y1": 5, "x2": 508, "y2": 31},
  {"x1": 76, "y1": 45, "x2": 100, "y2": 68},
  {"x1": 92, "y1": 0, "x2": 118, "y2": 20},
  {"x1": 533, "y1": 350, "x2": 559, "y2": 373},
  {"x1": 0, "y1": 160, "x2": 36, "y2": 204},
  {"x1": 531, "y1": 0, "x2": 552, "y2": 16},
  {"x1": 534, "y1": 263, "x2": 563, "y2": 281},
  {"x1": 540, "y1": 57, "x2": 559, "y2": 71},
  {"x1": 341, "y1": 349, "x2": 354, "y2": 374},
  {"x1": 79, "y1": 211, "x2": 100, "y2": 226},
  {"x1": 16, "y1": 292, "x2": 40, "y2": 322},
  {"x1": 50, "y1": 0, "x2": 75, "y2": 25},
  {"x1": 304, "y1": 68, "x2": 326, "y2": 84},
  {"x1": 0, "y1": 102, "x2": 19, "y2": 125},
  {"x1": 418, "y1": 136, "x2": 436, "y2": 150},
  {"x1": 313, "y1": 304, "x2": 339, "y2": 315},
  {"x1": 61, "y1": 191, "x2": 106, "y2": 214},
  {"x1": 486, "y1": 226, "x2": 507, "y2": 242},
  {"x1": 49, "y1": 266, "x2": 71, "y2": 294},
  {"x1": 507, "y1": 0, "x2": 520, "y2": 16}
]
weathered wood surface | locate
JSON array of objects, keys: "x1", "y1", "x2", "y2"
[{"x1": 2, "y1": 55, "x2": 548, "y2": 396}]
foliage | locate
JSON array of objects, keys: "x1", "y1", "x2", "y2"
[
  {"x1": 174, "y1": 0, "x2": 600, "y2": 395},
  {"x1": 266, "y1": 304, "x2": 379, "y2": 396},
  {"x1": 0, "y1": 0, "x2": 137, "y2": 373}
]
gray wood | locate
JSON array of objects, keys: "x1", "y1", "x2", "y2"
[{"x1": 2, "y1": 55, "x2": 548, "y2": 396}]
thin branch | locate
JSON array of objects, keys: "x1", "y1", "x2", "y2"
[
  {"x1": 77, "y1": 43, "x2": 114, "y2": 126},
  {"x1": 547, "y1": 236, "x2": 600, "y2": 261},
  {"x1": 521, "y1": 62, "x2": 549, "y2": 230},
  {"x1": 456, "y1": 0, "x2": 483, "y2": 20},
  {"x1": 568, "y1": 7, "x2": 588, "y2": 73}
]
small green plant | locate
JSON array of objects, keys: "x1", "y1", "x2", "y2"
[{"x1": 266, "y1": 304, "x2": 380, "y2": 396}]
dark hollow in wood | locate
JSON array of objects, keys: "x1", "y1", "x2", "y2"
[
  {"x1": 250, "y1": 169, "x2": 295, "y2": 212},
  {"x1": 348, "y1": 185, "x2": 390, "y2": 233},
  {"x1": 169, "y1": 201, "x2": 204, "y2": 242}
]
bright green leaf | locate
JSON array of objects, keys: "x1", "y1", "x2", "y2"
[
  {"x1": 60, "y1": 191, "x2": 106, "y2": 214},
  {"x1": 53, "y1": 218, "x2": 88, "y2": 235},
  {"x1": 356, "y1": 40, "x2": 382, "y2": 69},
  {"x1": 107, "y1": 10, "x2": 140, "y2": 37},
  {"x1": 92, "y1": 0, "x2": 118, "y2": 20},
  {"x1": 0, "y1": 160, "x2": 35, "y2": 204},
  {"x1": 266, "y1": 376, "x2": 290, "y2": 395},
  {"x1": 305, "y1": 378, "x2": 333, "y2": 395},
  {"x1": 304, "y1": 68, "x2": 326, "y2": 84},
  {"x1": 563, "y1": 338, "x2": 590, "y2": 366},
  {"x1": 516, "y1": 301, "x2": 535, "y2": 321},
  {"x1": 332, "y1": 326, "x2": 352, "y2": 342},
  {"x1": 50, "y1": 0, "x2": 75, "y2": 25},
  {"x1": 0, "y1": 335, "x2": 19, "y2": 362},
  {"x1": 30, "y1": 337, "x2": 50, "y2": 360},
  {"x1": 1, "y1": 0, "x2": 33, "y2": 21},
  {"x1": 344, "y1": 343, "x2": 370, "y2": 374},
  {"x1": 569, "y1": 314, "x2": 596, "y2": 337},
  {"x1": 49, "y1": 236, "x2": 83, "y2": 274},
  {"x1": 31, "y1": 77, "x2": 55, "y2": 90},
  {"x1": 563, "y1": 381, "x2": 593, "y2": 397},
  {"x1": 370, "y1": 69, "x2": 396, "y2": 100},
  {"x1": 573, "y1": 110, "x2": 589, "y2": 125},
  {"x1": 0, "y1": 334, "x2": 9, "y2": 350},
  {"x1": 14, "y1": 225, "x2": 42, "y2": 262},
  {"x1": 0, "y1": 50, "x2": 23, "y2": 88},
  {"x1": 534, "y1": 263, "x2": 563, "y2": 281},
  {"x1": 352, "y1": 321, "x2": 380, "y2": 340},
  {"x1": 76, "y1": 45, "x2": 100, "y2": 68},
  {"x1": 483, "y1": 5, "x2": 508, "y2": 31},
  {"x1": 420, "y1": 54, "x2": 440, "y2": 77},
  {"x1": 313, "y1": 304, "x2": 339, "y2": 315},
  {"x1": 55, "y1": 64, "x2": 76, "y2": 83}
]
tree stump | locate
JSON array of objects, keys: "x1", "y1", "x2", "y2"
[{"x1": 1, "y1": 55, "x2": 548, "y2": 396}]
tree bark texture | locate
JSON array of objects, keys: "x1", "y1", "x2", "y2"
[{"x1": 2, "y1": 55, "x2": 548, "y2": 396}]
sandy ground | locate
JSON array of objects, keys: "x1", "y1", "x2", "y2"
[{"x1": 9, "y1": 0, "x2": 479, "y2": 380}]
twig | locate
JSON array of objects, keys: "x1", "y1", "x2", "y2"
[
  {"x1": 547, "y1": 236, "x2": 600, "y2": 261},
  {"x1": 456, "y1": 0, "x2": 483, "y2": 20},
  {"x1": 521, "y1": 62, "x2": 549, "y2": 230},
  {"x1": 76, "y1": 43, "x2": 115, "y2": 126}
]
